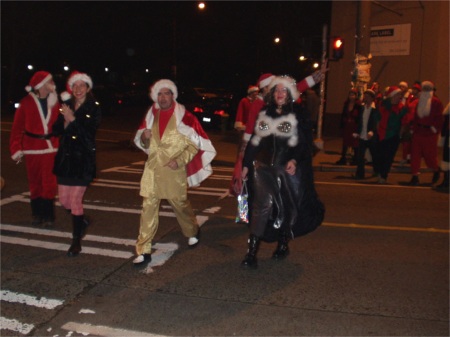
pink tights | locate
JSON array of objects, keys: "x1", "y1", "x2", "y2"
[{"x1": 58, "y1": 185, "x2": 87, "y2": 216}]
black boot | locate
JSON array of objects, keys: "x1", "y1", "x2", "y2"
[
  {"x1": 435, "y1": 171, "x2": 449, "y2": 190},
  {"x1": 272, "y1": 231, "x2": 291, "y2": 260},
  {"x1": 431, "y1": 170, "x2": 440, "y2": 184},
  {"x1": 408, "y1": 175, "x2": 419, "y2": 186},
  {"x1": 30, "y1": 198, "x2": 43, "y2": 226},
  {"x1": 41, "y1": 199, "x2": 55, "y2": 227},
  {"x1": 335, "y1": 157, "x2": 347, "y2": 165},
  {"x1": 67, "y1": 215, "x2": 84, "y2": 257},
  {"x1": 241, "y1": 234, "x2": 260, "y2": 269}
]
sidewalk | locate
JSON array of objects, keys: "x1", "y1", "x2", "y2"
[{"x1": 210, "y1": 132, "x2": 435, "y2": 174}]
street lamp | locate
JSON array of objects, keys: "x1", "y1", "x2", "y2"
[{"x1": 198, "y1": 2, "x2": 205, "y2": 10}]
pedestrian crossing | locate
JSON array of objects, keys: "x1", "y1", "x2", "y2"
[{"x1": 0, "y1": 165, "x2": 233, "y2": 335}]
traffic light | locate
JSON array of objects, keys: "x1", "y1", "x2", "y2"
[{"x1": 332, "y1": 37, "x2": 344, "y2": 60}]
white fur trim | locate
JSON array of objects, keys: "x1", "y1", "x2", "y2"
[
  {"x1": 268, "y1": 76, "x2": 300, "y2": 101},
  {"x1": 11, "y1": 151, "x2": 24, "y2": 161},
  {"x1": 259, "y1": 75, "x2": 275, "y2": 89},
  {"x1": 243, "y1": 132, "x2": 252, "y2": 142},
  {"x1": 388, "y1": 88, "x2": 402, "y2": 97},
  {"x1": 22, "y1": 148, "x2": 58, "y2": 155},
  {"x1": 250, "y1": 111, "x2": 298, "y2": 147},
  {"x1": 68, "y1": 73, "x2": 93, "y2": 89},
  {"x1": 134, "y1": 103, "x2": 216, "y2": 187},
  {"x1": 305, "y1": 75, "x2": 316, "y2": 89},
  {"x1": 60, "y1": 91, "x2": 72, "y2": 102},
  {"x1": 150, "y1": 79, "x2": 178, "y2": 107},
  {"x1": 34, "y1": 74, "x2": 52, "y2": 90}
]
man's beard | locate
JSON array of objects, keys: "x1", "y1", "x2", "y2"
[{"x1": 416, "y1": 91, "x2": 432, "y2": 118}]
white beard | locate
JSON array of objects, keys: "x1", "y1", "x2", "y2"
[{"x1": 416, "y1": 91, "x2": 432, "y2": 118}]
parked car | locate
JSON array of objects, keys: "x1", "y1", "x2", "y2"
[{"x1": 178, "y1": 87, "x2": 234, "y2": 130}]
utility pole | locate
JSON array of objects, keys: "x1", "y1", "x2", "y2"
[{"x1": 314, "y1": 24, "x2": 328, "y2": 151}]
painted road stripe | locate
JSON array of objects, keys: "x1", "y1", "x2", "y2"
[
  {"x1": 0, "y1": 317, "x2": 34, "y2": 335},
  {"x1": 11, "y1": 197, "x2": 209, "y2": 225},
  {"x1": 62, "y1": 322, "x2": 166, "y2": 337},
  {"x1": 1, "y1": 290, "x2": 63, "y2": 309},
  {"x1": 0, "y1": 236, "x2": 134, "y2": 259}
]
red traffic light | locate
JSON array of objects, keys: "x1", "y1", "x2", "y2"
[{"x1": 332, "y1": 37, "x2": 344, "y2": 60}]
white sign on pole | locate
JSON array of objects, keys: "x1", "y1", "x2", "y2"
[{"x1": 370, "y1": 23, "x2": 411, "y2": 56}]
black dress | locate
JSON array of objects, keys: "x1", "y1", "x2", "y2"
[
  {"x1": 52, "y1": 98, "x2": 101, "y2": 186},
  {"x1": 242, "y1": 102, "x2": 324, "y2": 242}
]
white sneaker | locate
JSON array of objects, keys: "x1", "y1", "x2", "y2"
[
  {"x1": 188, "y1": 237, "x2": 199, "y2": 246},
  {"x1": 133, "y1": 254, "x2": 151, "y2": 265}
]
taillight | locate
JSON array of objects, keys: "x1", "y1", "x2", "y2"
[
  {"x1": 214, "y1": 110, "x2": 225, "y2": 116},
  {"x1": 118, "y1": 100, "x2": 123, "y2": 104},
  {"x1": 193, "y1": 107, "x2": 204, "y2": 113}
]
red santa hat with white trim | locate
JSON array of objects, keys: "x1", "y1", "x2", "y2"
[
  {"x1": 150, "y1": 79, "x2": 178, "y2": 109},
  {"x1": 60, "y1": 71, "x2": 93, "y2": 102},
  {"x1": 386, "y1": 86, "x2": 402, "y2": 98},
  {"x1": 268, "y1": 75, "x2": 300, "y2": 101},
  {"x1": 257, "y1": 73, "x2": 275, "y2": 89},
  {"x1": 25, "y1": 71, "x2": 53, "y2": 92}
]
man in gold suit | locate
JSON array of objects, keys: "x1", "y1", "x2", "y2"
[{"x1": 132, "y1": 79, "x2": 216, "y2": 266}]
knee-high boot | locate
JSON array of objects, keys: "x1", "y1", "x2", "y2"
[
  {"x1": 41, "y1": 199, "x2": 55, "y2": 227},
  {"x1": 272, "y1": 230, "x2": 291, "y2": 260},
  {"x1": 30, "y1": 198, "x2": 43, "y2": 226},
  {"x1": 67, "y1": 215, "x2": 87, "y2": 257},
  {"x1": 241, "y1": 234, "x2": 260, "y2": 269}
]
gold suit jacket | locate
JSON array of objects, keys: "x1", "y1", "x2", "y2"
[{"x1": 140, "y1": 111, "x2": 199, "y2": 199}]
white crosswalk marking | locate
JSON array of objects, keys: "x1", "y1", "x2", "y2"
[{"x1": 1, "y1": 290, "x2": 63, "y2": 309}]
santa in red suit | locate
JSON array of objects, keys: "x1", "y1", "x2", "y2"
[
  {"x1": 408, "y1": 81, "x2": 444, "y2": 186},
  {"x1": 10, "y1": 71, "x2": 60, "y2": 226}
]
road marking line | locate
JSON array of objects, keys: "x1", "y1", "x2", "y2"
[
  {"x1": 323, "y1": 221, "x2": 450, "y2": 233},
  {"x1": 1, "y1": 290, "x2": 63, "y2": 309},
  {"x1": 0, "y1": 317, "x2": 34, "y2": 335},
  {"x1": 11, "y1": 196, "x2": 209, "y2": 225},
  {"x1": 0, "y1": 236, "x2": 134, "y2": 259},
  {"x1": 62, "y1": 322, "x2": 167, "y2": 337}
]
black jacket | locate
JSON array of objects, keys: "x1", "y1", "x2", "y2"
[
  {"x1": 53, "y1": 99, "x2": 101, "y2": 182},
  {"x1": 243, "y1": 103, "x2": 324, "y2": 241}
]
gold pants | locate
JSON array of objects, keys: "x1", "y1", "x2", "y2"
[{"x1": 135, "y1": 196, "x2": 199, "y2": 255}]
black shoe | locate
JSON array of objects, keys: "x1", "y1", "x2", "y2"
[
  {"x1": 42, "y1": 219, "x2": 55, "y2": 228},
  {"x1": 241, "y1": 254, "x2": 257, "y2": 269},
  {"x1": 272, "y1": 245, "x2": 290, "y2": 260},
  {"x1": 432, "y1": 171, "x2": 440, "y2": 184},
  {"x1": 67, "y1": 238, "x2": 81, "y2": 257},
  {"x1": 133, "y1": 253, "x2": 152, "y2": 266},
  {"x1": 335, "y1": 158, "x2": 347, "y2": 165},
  {"x1": 408, "y1": 176, "x2": 419, "y2": 186},
  {"x1": 31, "y1": 216, "x2": 42, "y2": 227}
]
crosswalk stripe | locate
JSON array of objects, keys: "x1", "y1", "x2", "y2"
[
  {"x1": 62, "y1": 322, "x2": 167, "y2": 337},
  {"x1": 1, "y1": 290, "x2": 63, "y2": 309},
  {"x1": 0, "y1": 316, "x2": 34, "y2": 335}
]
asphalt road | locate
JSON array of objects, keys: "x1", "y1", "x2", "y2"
[{"x1": 1, "y1": 109, "x2": 449, "y2": 337}]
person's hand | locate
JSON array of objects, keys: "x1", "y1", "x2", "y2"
[
  {"x1": 367, "y1": 131, "x2": 374, "y2": 139},
  {"x1": 285, "y1": 160, "x2": 296, "y2": 175},
  {"x1": 165, "y1": 159, "x2": 179, "y2": 170},
  {"x1": 142, "y1": 129, "x2": 152, "y2": 140},
  {"x1": 241, "y1": 166, "x2": 248, "y2": 181},
  {"x1": 60, "y1": 104, "x2": 75, "y2": 123}
]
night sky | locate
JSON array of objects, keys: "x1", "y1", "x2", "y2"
[{"x1": 2, "y1": 1, "x2": 331, "y2": 98}]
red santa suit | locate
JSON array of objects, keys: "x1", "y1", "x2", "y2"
[
  {"x1": 10, "y1": 92, "x2": 60, "y2": 200},
  {"x1": 410, "y1": 85, "x2": 444, "y2": 176}
]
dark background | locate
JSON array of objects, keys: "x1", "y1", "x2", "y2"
[{"x1": 1, "y1": 1, "x2": 331, "y2": 105}]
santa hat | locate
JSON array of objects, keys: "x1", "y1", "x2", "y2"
[
  {"x1": 67, "y1": 71, "x2": 93, "y2": 90},
  {"x1": 257, "y1": 73, "x2": 275, "y2": 89},
  {"x1": 412, "y1": 83, "x2": 422, "y2": 91},
  {"x1": 150, "y1": 79, "x2": 178, "y2": 107},
  {"x1": 387, "y1": 86, "x2": 402, "y2": 98},
  {"x1": 421, "y1": 81, "x2": 434, "y2": 91},
  {"x1": 247, "y1": 85, "x2": 259, "y2": 94},
  {"x1": 363, "y1": 89, "x2": 376, "y2": 98},
  {"x1": 398, "y1": 81, "x2": 408, "y2": 89},
  {"x1": 25, "y1": 71, "x2": 52, "y2": 92},
  {"x1": 268, "y1": 75, "x2": 300, "y2": 101}
]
